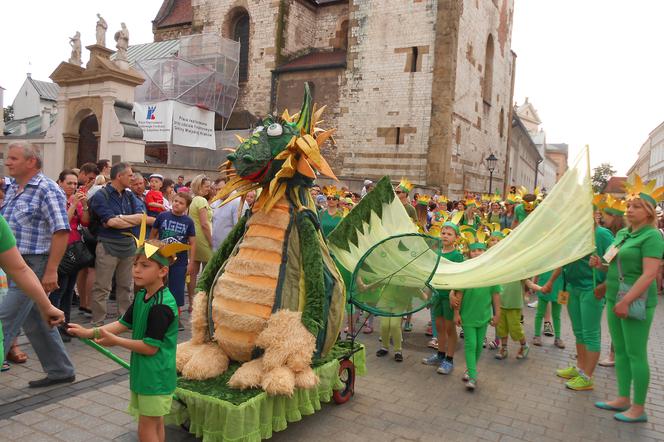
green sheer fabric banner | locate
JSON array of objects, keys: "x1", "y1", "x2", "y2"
[{"x1": 330, "y1": 147, "x2": 594, "y2": 290}]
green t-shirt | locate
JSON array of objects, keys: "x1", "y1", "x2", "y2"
[
  {"x1": 460, "y1": 214, "x2": 482, "y2": 228},
  {"x1": 120, "y1": 287, "x2": 179, "y2": 395},
  {"x1": 0, "y1": 217, "x2": 15, "y2": 360},
  {"x1": 500, "y1": 280, "x2": 524, "y2": 309},
  {"x1": 606, "y1": 225, "x2": 664, "y2": 308},
  {"x1": 563, "y1": 226, "x2": 614, "y2": 291},
  {"x1": 537, "y1": 270, "x2": 563, "y2": 302},
  {"x1": 319, "y1": 209, "x2": 343, "y2": 238},
  {"x1": 0, "y1": 216, "x2": 16, "y2": 253},
  {"x1": 434, "y1": 249, "x2": 465, "y2": 299},
  {"x1": 514, "y1": 204, "x2": 530, "y2": 223},
  {"x1": 460, "y1": 285, "x2": 502, "y2": 327}
]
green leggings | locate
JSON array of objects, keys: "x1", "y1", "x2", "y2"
[
  {"x1": 606, "y1": 299, "x2": 655, "y2": 406},
  {"x1": 567, "y1": 287, "x2": 604, "y2": 352},
  {"x1": 534, "y1": 299, "x2": 562, "y2": 338},
  {"x1": 380, "y1": 316, "x2": 402, "y2": 352},
  {"x1": 462, "y1": 323, "x2": 488, "y2": 380}
]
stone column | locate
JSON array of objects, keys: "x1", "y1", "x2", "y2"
[
  {"x1": 98, "y1": 96, "x2": 115, "y2": 160},
  {"x1": 44, "y1": 101, "x2": 68, "y2": 178}
]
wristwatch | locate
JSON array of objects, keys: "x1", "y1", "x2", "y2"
[{"x1": 118, "y1": 214, "x2": 124, "y2": 219}]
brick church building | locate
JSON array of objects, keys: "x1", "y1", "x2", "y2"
[{"x1": 153, "y1": 0, "x2": 515, "y2": 197}]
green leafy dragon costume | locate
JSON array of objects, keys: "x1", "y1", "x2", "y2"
[{"x1": 176, "y1": 85, "x2": 345, "y2": 396}]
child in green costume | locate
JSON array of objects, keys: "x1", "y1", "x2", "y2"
[
  {"x1": 69, "y1": 238, "x2": 181, "y2": 441},
  {"x1": 422, "y1": 220, "x2": 464, "y2": 375},
  {"x1": 452, "y1": 240, "x2": 501, "y2": 391},
  {"x1": 531, "y1": 270, "x2": 565, "y2": 349},
  {"x1": 495, "y1": 280, "x2": 530, "y2": 360},
  {"x1": 590, "y1": 186, "x2": 664, "y2": 424}
]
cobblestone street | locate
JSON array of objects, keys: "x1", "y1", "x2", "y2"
[{"x1": 1, "y1": 300, "x2": 664, "y2": 442}]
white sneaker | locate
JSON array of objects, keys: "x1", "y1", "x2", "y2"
[{"x1": 527, "y1": 300, "x2": 538, "y2": 308}]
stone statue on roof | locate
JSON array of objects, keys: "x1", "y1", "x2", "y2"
[
  {"x1": 68, "y1": 31, "x2": 82, "y2": 66},
  {"x1": 114, "y1": 22, "x2": 129, "y2": 61},
  {"x1": 96, "y1": 14, "x2": 108, "y2": 46}
]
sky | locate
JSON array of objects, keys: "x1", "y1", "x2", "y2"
[
  {"x1": 511, "y1": 1, "x2": 664, "y2": 174},
  {"x1": 2, "y1": 1, "x2": 663, "y2": 175}
]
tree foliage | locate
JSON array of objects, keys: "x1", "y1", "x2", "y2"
[
  {"x1": 592, "y1": 163, "x2": 617, "y2": 192},
  {"x1": 3, "y1": 106, "x2": 13, "y2": 123}
]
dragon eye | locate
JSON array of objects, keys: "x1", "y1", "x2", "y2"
[
  {"x1": 253, "y1": 126, "x2": 264, "y2": 135},
  {"x1": 267, "y1": 123, "x2": 283, "y2": 137}
]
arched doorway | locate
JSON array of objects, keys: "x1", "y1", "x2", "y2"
[{"x1": 77, "y1": 114, "x2": 99, "y2": 166}]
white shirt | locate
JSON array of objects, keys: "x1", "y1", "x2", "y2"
[{"x1": 211, "y1": 198, "x2": 249, "y2": 251}]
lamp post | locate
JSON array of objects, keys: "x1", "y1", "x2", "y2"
[{"x1": 486, "y1": 153, "x2": 497, "y2": 194}]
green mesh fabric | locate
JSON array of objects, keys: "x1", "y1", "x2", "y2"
[
  {"x1": 350, "y1": 233, "x2": 441, "y2": 317},
  {"x1": 168, "y1": 342, "x2": 366, "y2": 442}
]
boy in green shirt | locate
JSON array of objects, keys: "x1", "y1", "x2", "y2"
[
  {"x1": 68, "y1": 237, "x2": 182, "y2": 442},
  {"x1": 452, "y1": 239, "x2": 501, "y2": 390},
  {"x1": 422, "y1": 222, "x2": 464, "y2": 375},
  {"x1": 495, "y1": 279, "x2": 530, "y2": 360}
]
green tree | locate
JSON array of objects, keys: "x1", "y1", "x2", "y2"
[
  {"x1": 592, "y1": 163, "x2": 617, "y2": 192},
  {"x1": 3, "y1": 105, "x2": 13, "y2": 122}
]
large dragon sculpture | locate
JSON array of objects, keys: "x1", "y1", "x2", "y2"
[{"x1": 176, "y1": 85, "x2": 346, "y2": 396}]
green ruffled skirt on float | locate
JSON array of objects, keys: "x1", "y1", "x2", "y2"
[{"x1": 168, "y1": 342, "x2": 366, "y2": 442}]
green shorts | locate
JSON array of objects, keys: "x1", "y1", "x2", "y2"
[
  {"x1": 128, "y1": 392, "x2": 173, "y2": 417},
  {"x1": 432, "y1": 294, "x2": 454, "y2": 321},
  {"x1": 497, "y1": 308, "x2": 525, "y2": 341}
]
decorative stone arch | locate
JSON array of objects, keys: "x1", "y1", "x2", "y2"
[
  {"x1": 63, "y1": 97, "x2": 104, "y2": 168},
  {"x1": 222, "y1": 6, "x2": 251, "y2": 82}
]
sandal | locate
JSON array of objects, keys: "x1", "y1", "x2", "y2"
[
  {"x1": 7, "y1": 345, "x2": 27, "y2": 364},
  {"x1": 1, "y1": 361, "x2": 9, "y2": 372},
  {"x1": 363, "y1": 326, "x2": 373, "y2": 334},
  {"x1": 427, "y1": 338, "x2": 438, "y2": 349}
]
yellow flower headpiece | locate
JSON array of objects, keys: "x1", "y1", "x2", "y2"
[
  {"x1": 127, "y1": 214, "x2": 190, "y2": 266},
  {"x1": 592, "y1": 193, "x2": 606, "y2": 211},
  {"x1": 491, "y1": 194, "x2": 502, "y2": 204},
  {"x1": 603, "y1": 194, "x2": 627, "y2": 216},
  {"x1": 438, "y1": 195, "x2": 449, "y2": 204},
  {"x1": 465, "y1": 198, "x2": 478, "y2": 208},
  {"x1": 481, "y1": 194, "x2": 491, "y2": 203},
  {"x1": 484, "y1": 222, "x2": 511, "y2": 239},
  {"x1": 397, "y1": 178, "x2": 414, "y2": 193},
  {"x1": 417, "y1": 194, "x2": 431, "y2": 206},
  {"x1": 624, "y1": 175, "x2": 664, "y2": 207},
  {"x1": 460, "y1": 227, "x2": 488, "y2": 251},
  {"x1": 322, "y1": 185, "x2": 341, "y2": 199}
]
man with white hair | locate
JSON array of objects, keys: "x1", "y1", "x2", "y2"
[{"x1": 0, "y1": 142, "x2": 75, "y2": 387}]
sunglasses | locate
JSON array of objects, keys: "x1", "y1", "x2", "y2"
[{"x1": 327, "y1": 196, "x2": 338, "y2": 201}]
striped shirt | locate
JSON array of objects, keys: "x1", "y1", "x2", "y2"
[{"x1": 1, "y1": 173, "x2": 70, "y2": 255}]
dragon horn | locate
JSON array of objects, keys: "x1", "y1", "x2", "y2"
[{"x1": 295, "y1": 83, "x2": 313, "y2": 135}]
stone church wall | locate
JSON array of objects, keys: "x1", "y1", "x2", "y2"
[
  {"x1": 335, "y1": 0, "x2": 437, "y2": 188},
  {"x1": 447, "y1": 0, "x2": 514, "y2": 196}
]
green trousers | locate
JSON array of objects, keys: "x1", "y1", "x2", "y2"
[
  {"x1": 534, "y1": 299, "x2": 562, "y2": 338},
  {"x1": 606, "y1": 299, "x2": 655, "y2": 406},
  {"x1": 380, "y1": 316, "x2": 402, "y2": 352},
  {"x1": 567, "y1": 287, "x2": 604, "y2": 352},
  {"x1": 462, "y1": 323, "x2": 489, "y2": 380}
]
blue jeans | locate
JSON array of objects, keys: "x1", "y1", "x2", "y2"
[
  {"x1": 49, "y1": 268, "x2": 80, "y2": 323},
  {"x1": 0, "y1": 254, "x2": 75, "y2": 379}
]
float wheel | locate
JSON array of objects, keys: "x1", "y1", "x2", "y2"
[{"x1": 333, "y1": 359, "x2": 355, "y2": 404}]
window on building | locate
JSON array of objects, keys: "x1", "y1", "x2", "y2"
[
  {"x1": 499, "y1": 107, "x2": 505, "y2": 137},
  {"x1": 233, "y1": 13, "x2": 250, "y2": 82},
  {"x1": 483, "y1": 35, "x2": 494, "y2": 104},
  {"x1": 410, "y1": 47, "x2": 419, "y2": 72}
]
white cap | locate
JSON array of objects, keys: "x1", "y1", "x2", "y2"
[
  {"x1": 149, "y1": 173, "x2": 164, "y2": 181},
  {"x1": 363, "y1": 179, "x2": 373, "y2": 186}
]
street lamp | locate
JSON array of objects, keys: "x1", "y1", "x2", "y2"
[{"x1": 486, "y1": 153, "x2": 498, "y2": 194}]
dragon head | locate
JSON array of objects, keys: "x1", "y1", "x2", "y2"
[{"x1": 216, "y1": 84, "x2": 337, "y2": 212}]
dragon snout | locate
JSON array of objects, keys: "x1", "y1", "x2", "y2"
[{"x1": 242, "y1": 154, "x2": 255, "y2": 164}]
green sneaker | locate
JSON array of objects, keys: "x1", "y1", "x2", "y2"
[
  {"x1": 566, "y1": 375, "x2": 594, "y2": 391},
  {"x1": 556, "y1": 366, "x2": 580, "y2": 379}
]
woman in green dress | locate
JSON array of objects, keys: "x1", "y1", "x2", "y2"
[{"x1": 319, "y1": 187, "x2": 344, "y2": 238}]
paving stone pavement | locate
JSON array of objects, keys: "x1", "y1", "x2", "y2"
[{"x1": 1, "y1": 298, "x2": 664, "y2": 441}]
